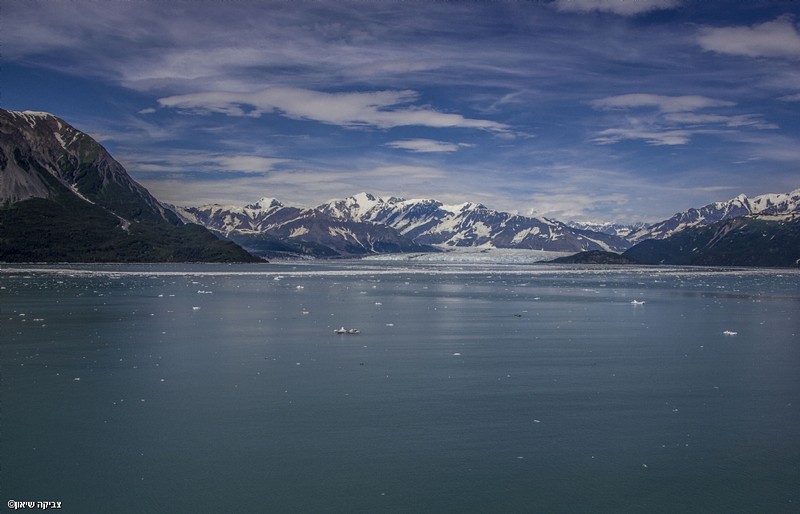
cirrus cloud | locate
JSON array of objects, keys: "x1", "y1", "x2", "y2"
[
  {"x1": 592, "y1": 128, "x2": 692, "y2": 146},
  {"x1": 551, "y1": 0, "x2": 680, "y2": 16},
  {"x1": 590, "y1": 93, "x2": 735, "y2": 113},
  {"x1": 157, "y1": 87, "x2": 509, "y2": 132},
  {"x1": 384, "y1": 139, "x2": 473, "y2": 153}
]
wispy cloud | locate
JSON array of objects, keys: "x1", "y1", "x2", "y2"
[
  {"x1": 590, "y1": 94, "x2": 734, "y2": 113},
  {"x1": 592, "y1": 128, "x2": 692, "y2": 146},
  {"x1": 589, "y1": 93, "x2": 776, "y2": 146},
  {"x1": 121, "y1": 151, "x2": 289, "y2": 175},
  {"x1": 551, "y1": 0, "x2": 680, "y2": 16},
  {"x1": 526, "y1": 192, "x2": 630, "y2": 221},
  {"x1": 663, "y1": 112, "x2": 777, "y2": 129},
  {"x1": 157, "y1": 87, "x2": 508, "y2": 132},
  {"x1": 384, "y1": 139, "x2": 472, "y2": 153},
  {"x1": 698, "y1": 15, "x2": 800, "y2": 59}
]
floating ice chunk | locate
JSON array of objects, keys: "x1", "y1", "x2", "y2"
[
  {"x1": 630, "y1": 300, "x2": 646, "y2": 305},
  {"x1": 73, "y1": 377, "x2": 81, "y2": 381},
  {"x1": 197, "y1": 290, "x2": 213, "y2": 294},
  {"x1": 452, "y1": 352, "x2": 461, "y2": 356},
  {"x1": 723, "y1": 330, "x2": 738, "y2": 336},
  {"x1": 192, "y1": 306, "x2": 201, "y2": 311}
]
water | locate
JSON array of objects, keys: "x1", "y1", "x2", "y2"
[{"x1": 2, "y1": 262, "x2": 798, "y2": 513}]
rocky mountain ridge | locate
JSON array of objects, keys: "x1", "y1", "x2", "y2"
[
  {"x1": 0, "y1": 109, "x2": 258, "y2": 262},
  {"x1": 628, "y1": 189, "x2": 800, "y2": 243}
]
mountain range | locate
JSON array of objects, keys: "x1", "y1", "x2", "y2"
[
  {"x1": 172, "y1": 193, "x2": 631, "y2": 258},
  {"x1": 172, "y1": 189, "x2": 800, "y2": 266},
  {"x1": 1, "y1": 108, "x2": 798, "y2": 266}
]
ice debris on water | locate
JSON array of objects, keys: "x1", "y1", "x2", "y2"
[{"x1": 723, "y1": 330, "x2": 738, "y2": 336}]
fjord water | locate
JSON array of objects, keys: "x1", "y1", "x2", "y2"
[{"x1": 2, "y1": 262, "x2": 798, "y2": 513}]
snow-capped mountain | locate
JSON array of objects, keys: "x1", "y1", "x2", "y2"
[
  {"x1": 566, "y1": 221, "x2": 647, "y2": 239},
  {"x1": 175, "y1": 192, "x2": 631, "y2": 257},
  {"x1": 171, "y1": 197, "x2": 434, "y2": 257},
  {"x1": 317, "y1": 192, "x2": 631, "y2": 252},
  {"x1": 629, "y1": 189, "x2": 800, "y2": 243},
  {"x1": 171, "y1": 197, "x2": 304, "y2": 235}
]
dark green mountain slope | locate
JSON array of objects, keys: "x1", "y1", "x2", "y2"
[{"x1": 623, "y1": 215, "x2": 800, "y2": 267}]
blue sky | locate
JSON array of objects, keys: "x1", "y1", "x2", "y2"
[{"x1": 3, "y1": 0, "x2": 799, "y2": 222}]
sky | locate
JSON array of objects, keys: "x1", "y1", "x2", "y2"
[{"x1": 2, "y1": 0, "x2": 799, "y2": 223}]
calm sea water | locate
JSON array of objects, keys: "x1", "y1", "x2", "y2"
[{"x1": 2, "y1": 262, "x2": 798, "y2": 513}]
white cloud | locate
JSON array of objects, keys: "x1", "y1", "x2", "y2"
[
  {"x1": 123, "y1": 151, "x2": 288, "y2": 175},
  {"x1": 592, "y1": 128, "x2": 691, "y2": 145},
  {"x1": 590, "y1": 93, "x2": 734, "y2": 112},
  {"x1": 588, "y1": 93, "x2": 776, "y2": 146},
  {"x1": 663, "y1": 112, "x2": 777, "y2": 129},
  {"x1": 384, "y1": 139, "x2": 472, "y2": 153},
  {"x1": 698, "y1": 15, "x2": 800, "y2": 59},
  {"x1": 526, "y1": 192, "x2": 630, "y2": 221},
  {"x1": 552, "y1": 0, "x2": 680, "y2": 16},
  {"x1": 157, "y1": 87, "x2": 508, "y2": 132},
  {"x1": 779, "y1": 93, "x2": 800, "y2": 102}
]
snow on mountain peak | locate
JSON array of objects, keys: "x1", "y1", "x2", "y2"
[
  {"x1": 629, "y1": 188, "x2": 800, "y2": 242},
  {"x1": 247, "y1": 197, "x2": 283, "y2": 210}
]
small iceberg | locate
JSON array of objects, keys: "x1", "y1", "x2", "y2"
[
  {"x1": 723, "y1": 330, "x2": 738, "y2": 336},
  {"x1": 630, "y1": 300, "x2": 646, "y2": 305},
  {"x1": 334, "y1": 327, "x2": 361, "y2": 335}
]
